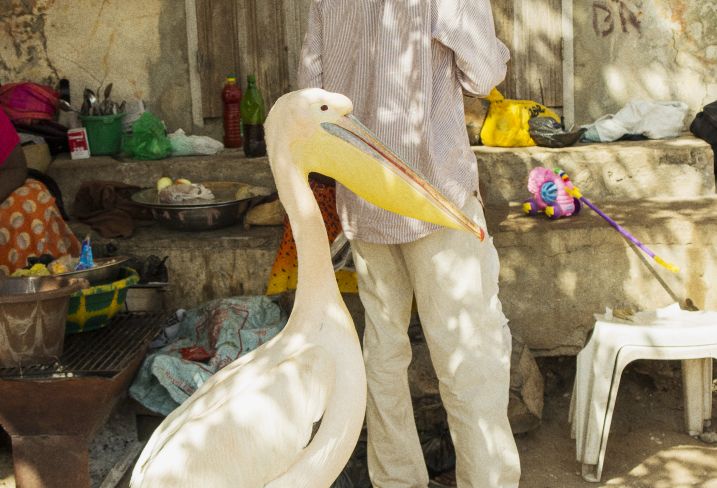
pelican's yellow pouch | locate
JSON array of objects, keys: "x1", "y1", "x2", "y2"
[{"x1": 480, "y1": 88, "x2": 561, "y2": 147}]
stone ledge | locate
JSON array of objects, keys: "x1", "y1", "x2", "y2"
[
  {"x1": 474, "y1": 134, "x2": 715, "y2": 204},
  {"x1": 48, "y1": 135, "x2": 715, "y2": 213},
  {"x1": 48, "y1": 141, "x2": 717, "y2": 356},
  {"x1": 70, "y1": 221, "x2": 282, "y2": 309},
  {"x1": 47, "y1": 149, "x2": 275, "y2": 215},
  {"x1": 71, "y1": 196, "x2": 717, "y2": 356},
  {"x1": 490, "y1": 197, "x2": 717, "y2": 355}
]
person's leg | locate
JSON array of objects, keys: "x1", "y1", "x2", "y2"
[
  {"x1": 404, "y1": 196, "x2": 520, "y2": 488},
  {"x1": 352, "y1": 239, "x2": 429, "y2": 488}
]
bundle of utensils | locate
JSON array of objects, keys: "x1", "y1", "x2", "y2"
[{"x1": 59, "y1": 83, "x2": 126, "y2": 116}]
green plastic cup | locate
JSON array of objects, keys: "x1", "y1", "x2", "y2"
[{"x1": 80, "y1": 113, "x2": 126, "y2": 156}]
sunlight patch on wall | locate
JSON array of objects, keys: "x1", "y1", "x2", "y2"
[
  {"x1": 602, "y1": 66, "x2": 627, "y2": 101},
  {"x1": 557, "y1": 269, "x2": 578, "y2": 299},
  {"x1": 638, "y1": 65, "x2": 670, "y2": 100}
]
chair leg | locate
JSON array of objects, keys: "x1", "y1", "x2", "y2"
[
  {"x1": 590, "y1": 351, "x2": 634, "y2": 483},
  {"x1": 569, "y1": 376, "x2": 576, "y2": 439},
  {"x1": 580, "y1": 340, "x2": 624, "y2": 482},
  {"x1": 573, "y1": 342, "x2": 599, "y2": 459},
  {"x1": 682, "y1": 358, "x2": 708, "y2": 436}
]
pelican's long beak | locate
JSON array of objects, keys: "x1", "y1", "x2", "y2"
[{"x1": 297, "y1": 114, "x2": 485, "y2": 240}]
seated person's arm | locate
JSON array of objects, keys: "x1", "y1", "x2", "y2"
[{"x1": 0, "y1": 143, "x2": 28, "y2": 202}]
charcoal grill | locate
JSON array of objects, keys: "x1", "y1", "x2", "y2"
[{"x1": 0, "y1": 313, "x2": 161, "y2": 488}]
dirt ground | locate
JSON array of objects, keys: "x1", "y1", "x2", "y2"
[
  {"x1": 1, "y1": 359, "x2": 715, "y2": 488},
  {"x1": 513, "y1": 358, "x2": 717, "y2": 488}
]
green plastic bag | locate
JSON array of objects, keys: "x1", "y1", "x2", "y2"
[{"x1": 123, "y1": 112, "x2": 172, "y2": 160}]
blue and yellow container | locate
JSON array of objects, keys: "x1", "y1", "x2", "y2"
[{"x1": 66, "y1": 267, "x2": 139, "y2": 334}]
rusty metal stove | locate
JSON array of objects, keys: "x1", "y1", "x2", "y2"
[{"x1": 0, "y1": 313, "x2": 161, "y2": 488}]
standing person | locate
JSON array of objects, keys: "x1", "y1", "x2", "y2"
[{"x1": 298, "y1": 1, "x2": 520, "y2": 487}]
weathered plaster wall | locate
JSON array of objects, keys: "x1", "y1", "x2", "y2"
[
  {"x1": 0, "y1": 0, "x2": 193, "y2": 132},
  {"x1": 574, "y1": 0, "x2": 717, "y2": 125},
  {"x1": 2, "y1": 1, "x2": 715, "y2": 134}
]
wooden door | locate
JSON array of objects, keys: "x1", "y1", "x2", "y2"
[
  {"x1": 195, "y1": 0, "x2": 564, "y2": 118},
  {"x1": 493, "y1": 0, "x2": 564, "y2": 109},
  {"x1": 195, "y1": 0, "x2": 309, "y2": 119}
]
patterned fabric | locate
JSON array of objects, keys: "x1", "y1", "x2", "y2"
[
  {"x1": 299, "y1": 0, "x2": 509, "y2": 244},
  {"x1": 130, "y1": 296, "x2": 288, "y2": 416},
  {"x1": 0, "y1": 179, "x2": 81, "y2": 275},
  {"x1": 266, "y1": 180, "x2": 357, "y2": 294}
]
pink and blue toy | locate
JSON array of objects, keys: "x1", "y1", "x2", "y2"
[
  {"x1": 522, "y1": 166, "x2": 581, "y2": 219},
  {"x1": 522, "y1": 167, "x2": 679, "y2": 273}
]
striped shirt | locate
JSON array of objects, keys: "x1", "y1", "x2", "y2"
[{"x1": 299, "y1": 0, "x2": 509, "y2": 244}]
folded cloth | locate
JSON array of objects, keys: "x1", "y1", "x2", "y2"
[
  {"x1": 582, "y1": 100, "x2": 689, "y2": 142},
  {"x1": 73, "y1": 181, "x2": 152, "y2": 238},
  {"x1": 130, "y1": 296, "x2": 288, "y2": 416}
]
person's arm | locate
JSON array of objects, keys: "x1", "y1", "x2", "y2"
[
  {"x1": 297, "y1": 0, "x2": 324, "y2": 90},
  {"x1": 0, "y1": 144, "x2": 28, "y2": 202},
  {"x1": 0, "y1": 109, "x2": 28, "y2": 202},
  {"x1": 432, "y1": 0, "x2": 510, "y2": 97}
]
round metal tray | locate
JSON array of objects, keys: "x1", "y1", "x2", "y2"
[
  {"x1": 54, "y1": 257, "x2": 130, "y2": 285},
  {"x1": 131, "y1": 181, "x2": 274, "y2": 231}
]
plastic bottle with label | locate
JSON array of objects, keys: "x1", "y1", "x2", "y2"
[
  {"x1": 240, "y1": 74, "x2": 267, "y2": 157},
  {"x1": 222, "y1": 76, "x2": 243, "y2": 148}
]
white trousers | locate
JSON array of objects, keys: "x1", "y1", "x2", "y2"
[{"x1": 351, "y1": 196, "x2": 521, "y2": 488}]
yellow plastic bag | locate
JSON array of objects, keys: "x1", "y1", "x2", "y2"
[{"x1": 480, "y1": 88, "x2": 561, "y2": 147}]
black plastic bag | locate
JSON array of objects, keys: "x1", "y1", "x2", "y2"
[
  {"x1": 528, "y1": 117, "x2": 586, "y2": 148},
  {"x1": 690, "y1": 100, "x2": 717, "y2": 176},
  {"x1": 690, "y1": 100, "x2": 717, "y2": 146}
]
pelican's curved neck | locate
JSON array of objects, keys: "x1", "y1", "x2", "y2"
[{"x1": 270, "y1": 144, "x2": 340, "y2": 310}]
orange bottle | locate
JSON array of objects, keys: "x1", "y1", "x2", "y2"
[{"x1": 222, "y1": 76, "x2": 243, "y2": 148}]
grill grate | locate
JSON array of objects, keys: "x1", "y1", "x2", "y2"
[{"x1": 0, "y1": 313, "x2": 163, "y2": 379}]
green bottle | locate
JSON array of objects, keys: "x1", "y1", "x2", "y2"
[{"x1": 240, "y1": 74, "x2": 266, "y2": 157}]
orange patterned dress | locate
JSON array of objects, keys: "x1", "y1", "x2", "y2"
[
  {"x1": 266, "y1": 181, "x2": 357, "y2": 295},
  {"x1": 0, "y1": 179, "x2": 81, "y2": 275}
]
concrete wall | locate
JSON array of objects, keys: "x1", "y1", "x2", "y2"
[
  {"x1": 0, "y1": 0, "x2": 193, "y2": 133},
  {"x1": 2, "y1": 1, "x2": 716, "y2": 132},
  {"x1": 574, "y1": 0, "x2": 717, "y2": 125}
]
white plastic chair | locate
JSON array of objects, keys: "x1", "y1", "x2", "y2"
[{"x1": 569, "y1": 304, "x2": 717, "y2": 482}]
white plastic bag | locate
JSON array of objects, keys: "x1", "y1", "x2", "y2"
[
  {"x1": 168, "y1": 129, "x2": 224, "y2": 156},
  {"x1": 583, "y1": 100, "x2": 688, "y2": 142},
  {"x1": 122, "y1": 99, "x2": 146, "y2": 133}
]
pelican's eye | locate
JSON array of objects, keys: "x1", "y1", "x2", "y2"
[{"x1": 320, "y1": 105, "x2": 329, "y2": 112}]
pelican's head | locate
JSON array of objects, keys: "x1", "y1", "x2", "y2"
[{"x1": 266, "y1": 88, "x2": 485, "y2": 240}]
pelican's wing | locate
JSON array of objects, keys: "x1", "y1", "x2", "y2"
[{"x1": 131, "y1": 345, "x2": 336, "y2": 488}]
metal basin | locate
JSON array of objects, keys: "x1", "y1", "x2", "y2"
[
  {"x1": 53, "y1": 256, "x2": 130, "y2": 285},
  {"x1": 131, "y1": 181, "x2": 274, "y2": 231},
  {"x1": 0, "y1": 276, "x2": 86, "y2": 299},
  {"x1": 0, "y1": 276, "x2": 88, "y2": 368}
]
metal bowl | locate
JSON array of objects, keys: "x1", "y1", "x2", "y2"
[
  {"x1": 131, "y1": 181, "x2": 274, "y2": 232},
  {"x1": 0, "y1": 276, "x2": 87, "y2": 299},
  {"x1": 0, "y1": 276, "x2": 88, "y2": 367},
  {"x1": 53, "y1": 256, "x2": 130, "y2": 285}
]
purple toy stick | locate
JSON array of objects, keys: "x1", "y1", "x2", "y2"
[{"x1": 557, "y1": 170, "x2": 679, "y2": 273}]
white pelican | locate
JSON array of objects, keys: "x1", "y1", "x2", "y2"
[{"x1": 130, "y1": 89, "x2": 485, "y2": 488}]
